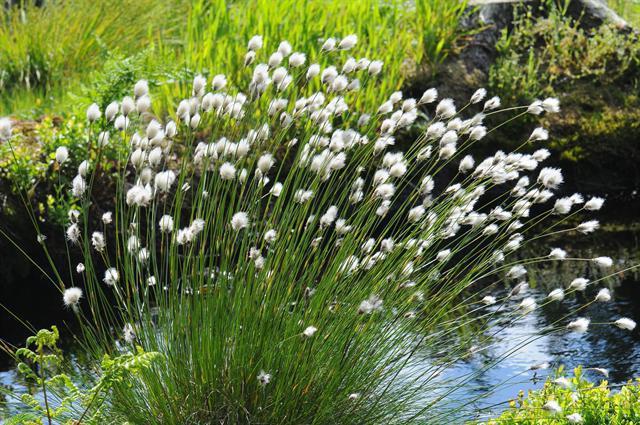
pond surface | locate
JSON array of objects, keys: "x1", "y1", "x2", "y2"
[{"x1": 1, "y1": 225, "x2": 639, "y2": 421}]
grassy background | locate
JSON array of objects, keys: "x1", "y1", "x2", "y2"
[{"x1": 0, "y1": 0, "x2": 469, "y2": 118}]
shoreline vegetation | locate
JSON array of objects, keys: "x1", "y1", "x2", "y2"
[{"x1": 1, "y1": 1, "x2": 639, "y2": 423}]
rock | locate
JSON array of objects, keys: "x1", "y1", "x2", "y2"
[{"x1": 565, "y1": 0, "x2": 630, "y2": 30}]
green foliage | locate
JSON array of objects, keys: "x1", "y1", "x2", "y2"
[
  {"x1": 486, "y1": 366, "x2": 640, "y2": 424},
  {"x1": 6, "y1": 327, "x2": 162, "y2": 424},
  {"x1": 0, "y1": 116, "x2": 128, "y2": 225},
  {"x1": 608, "y1": 0, "x2": 640, "y2": 27},
  {"x1": 0, "y1": 0, "x2": 469, "y2": 117},
  {"x1": 0, "y1": 0, "x2": 183, "y2": 115},
  {"x1": 489, "y1": 1, "x2": 640, "y2": 104}
]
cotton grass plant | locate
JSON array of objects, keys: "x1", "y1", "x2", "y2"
[{"x1": 1, "y1": 35, "x2": 637, "y2": 424}]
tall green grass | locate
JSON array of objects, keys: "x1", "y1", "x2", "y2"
[
  {"x1": 0, "y1": 0, "x2": 183, "y2": 114},
  {"x1": 1, "y1": 0, "x2": 469, "y2": 117}
]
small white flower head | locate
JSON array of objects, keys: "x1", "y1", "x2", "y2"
[
  {"x1": 358, "y1": 294, "x2": 383, "y2": 314},
  {"x1": 257, "y1": 370, "x2": 271, "y2": 386},
  {"x1": 348, "y1": 393, "x2": 360, "y2": 400},
  {"x1": 134, "y1": 80, "x2": 149, "y2": 98},
  {"x1": 136, "y1": 95, "x2": 151, "y2": 113},
  {"x1": 155, "y1": 170, "x2": 176, "y2": 193},
  {"x1": 553, "y1": 197, "x2": 573, "y2": 215},
  {"x1": 248, "y1": 35, "x2": 263, "y2": 51},
  {"x1": 63, "y1": 287, "x2": 83, "y2": 308},
  {"x1": 254, "y1": 152, "x2": 273, "y2": 174},
  {"x1": 289, "y1": 52, "x2": 306, "y2": 67},
  {"x1": 123, "y1": 323, "x2": 136, "y2": 343},
  {"x1": 436, "y1": 249, "x2": 451, "y2": 262},
  {"x1": 91, "y1": 231, "x2": 106, "y2": 252},
  {"x1": 566, "y1": 413, "x2": 583, "y2": 424},
  {"x1": 268, "y1": 51, "x2": 283, "y2": 68},
  {"x1": 307, "y1": 63, "x2": 321, "y2": 79},
  {"x1": 367, "y1": 60, "x2": 383, "y2": 76},
  {"x1": 98, "y1": 131, "x2": 110, "y2": 147},
  {"x1": 548, "y1": 288, "x2": 565, "y2": 302},
  {"x1": 127, "y1": 235, "x2": 140, "y2": 253},
  {"x1": 278, "y1": 40, "x2": 292, "y2": 56},
  {"x1": 459, "y1": 155, "x2": 474, "y2": 173},
  {"x1": 584, "y1": 196, "x2": 605, "y2": 211},
  {"x1": 483, "y1": 96, "x2": 501, "y2": 111},
  {"x1": 532, "y1": 148, "x2": 551, "y2": 162},
  {"x1": 244, "y1": 50, "x2": 256, "y2": 66},
  {"x1": 338, "y1": 34, "x2": 357, "y2": 50},
  {"x1": 538, "y1": 167, "x2": 564, "y2": 189},
  {"x1": 543, "y1": 400, "x2": 562, "y2": 414},
  {"x1": 549, "y1": 248, "x2": 567, "y2": 260},
  {"x1": 592, "y1": 256, "x2": 613, "y2": 268},
  {"x1": 519, "y1": 297, "x2": 537, "y2": 313},
  {"x1": 190, "y1": 113, "x2": 201, "y2": 129},
  {"x1": 86, "y1": 103, "x2": 101, "y2": 122},
  {"x1": 470, "y1": 88, "x2": 487, "y2": 104},
  {"x1": 419, "y1": 88, "x2": 438, "y2": 104},
  {"x1": 408, "y1": 206, "x2": 425, "y2": 223},
  {"x1": 121, "y1": 96, "x2": 135, "y2": 115},
  {"x1": 101, "y1": 211, "x2": 113, "y2": 224},
  {"x1": 103, "y1": 267, "x2": 119, "y2": 286},
  {"x1": 595, "y1": 288, "x2": 611, "y2": 302},
  {"x1": 55, "y1": 146, "x2": 69, "y2": 164},
  {"x1": 614, "y1": 317, "x2": 636, "y2": 331},
  {"x1": 148, "y1": 276, "x2": 157, "y2": 286},
  {"x1": 436, "y1": 98, "x2": 456, "y2": 119},
  {"x1": 72, "y1": 175, "x2": 87, "y2": 198},
  {"x1": 137, "y1": 247, "x2": 150, "y2": 263},
  {"x1": 263, "y1": 229, "x2": 277, "y2": 244},
  {"x1": 469, "y1": 125, "x2": 487, "y2": 141},
  {"x1": 321, "y1": 37, "x2": 336, "y2": 51},
  {"x1": 76, "y1": 263, "x2": 85, "y2": 273},
  {"x1": 302, "y1": 326, "x2": 317, "y2": 338},
  {"x1": 231, "y1": 212, "x2": 249, "y2": 231},
  {"x1": 78, "y1": 160, "x2": 90, "y2": 177},
  {"x1": 219, "y1": 162, "x2": 236, "y2": 180},
  {"x1": 577, "y1": 220, "x2": 599, "y2": 234},
  {"x1": 567, "y1": 317, "x2": 590, "y2": 333},
  {"x1": 270, "y1": 182, "x2": 283, "y2": 197},
  {"x1": 66, "y1": 224, "x2": 81, "y2": 243},
  {"x1": 527, "y1": 99, "x2": 543, "y2": 115},
  {"x1": 105, "y1": 101, "x2": 119, "y2": 121},
  {"x1": 542, "y1": 97, "x2": 561, "y2": 113},
  {"x1": 506, "y1": 265, "x2": 527, "y2": 279},
  {"x1": 569, "y1": 277, "x2": 589, "y2": 291},
  {"x1": 211, "y1": 74, "x2": 227, "y2": 91},
  {"x1": 192, "y1": 74, "x2": 207, "y2": 97},
  {"x1": 529, "y1": 127, "x2": 549, "y2": 141},
  {"x1": 482, "y1": 295, "x2": 496, "y2": 305}
]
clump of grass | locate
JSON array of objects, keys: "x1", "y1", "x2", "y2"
[{"x1": 1, "y1": 35, "x2": 636, "y2": 424}]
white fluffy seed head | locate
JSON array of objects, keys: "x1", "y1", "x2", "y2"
[
  {"x1": 614, "y1": 317, "x2": 636, "y2": 331},
  {"x1": 55, "y1": 146, "x2": 69, "y2": 164},
  {"x1": 63, "y1": 287, "x2": 83, "y2": 308},
  {"x1": 567, "y1": 317, "x2": 590, "y2": 333},
  {"x1": 231, "y1": 212, "x2": 249, "y2": 231}
]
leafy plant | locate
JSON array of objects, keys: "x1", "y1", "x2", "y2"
[
  {"x1": 489, "y1": 1, "x2": 640, "y2": 103},
  {"x1": 486, "y1": 366, "x2": 640, "y2": 424},
  {"x1": 3, "y1": 326, "x2": 161, "y2": 424}
]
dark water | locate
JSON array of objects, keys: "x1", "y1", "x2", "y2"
[{"x1": 1, "y1": 225, "x2": 639, "y2": 420}]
